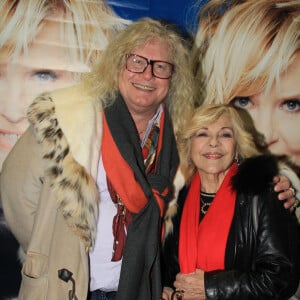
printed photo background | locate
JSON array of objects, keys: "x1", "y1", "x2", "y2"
[
  {"x1": 0, "y1": 0, "x2": 299, "y2": 299},
  {"x1": 0, "y1": 1, "x2": 202, "y2": 299}
]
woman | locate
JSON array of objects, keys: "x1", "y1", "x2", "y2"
[
  {"x1": 162, "y1": 104, "x2": 300, "y2": 299},
  {"x1": 0, "y1": 18, "x2": 194, "y2": 300},
  {"x1": 0, "y1": 0, "x2": 128, "y2": 170},
  {"x1": 192, "y1": 0, "x2": 300, "y2": 170}
]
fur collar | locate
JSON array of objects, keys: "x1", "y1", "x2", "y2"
[
  {"x1": 233, "y1": 155, "x2": 300, "y2": 222},
  {"x1": 232, "y1": 155, "x2": 278, "y2": 195},
  {"x1": 27, "y1": 88, "x2": 101, "y2": 250}
]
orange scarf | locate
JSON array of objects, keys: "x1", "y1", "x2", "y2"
[
  {"x1": 179, "y1": 163, "x2": 238, "y2": 273},
  {"x1": 102, "y1": 111, "x2": 166, "y2": 215},
  {"x1": 101, "y1": 95, "x2": 179, "y2": 260}
]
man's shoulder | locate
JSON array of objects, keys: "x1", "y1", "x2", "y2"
[
  {"x1": 28, "y1": 83, "x2": 102, "y2": 126},
  {"x1": 49, "y1": 83, "x2": 95, "y2": 107}
]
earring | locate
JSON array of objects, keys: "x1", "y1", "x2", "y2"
[{"x1": 235, "y1": 155, "x2": 240, "y2": 166}]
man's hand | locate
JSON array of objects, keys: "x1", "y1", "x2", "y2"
[
  {"x1": 174, "y1": 269, "x2": 206, "y2": 299},
  {"x1": 273, "y1": 175, "x2": 299, "y2": 211}
]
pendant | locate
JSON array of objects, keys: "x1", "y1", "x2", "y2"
[{"x1": 201, "y1": 201, "x2": 211, "y2": 215}]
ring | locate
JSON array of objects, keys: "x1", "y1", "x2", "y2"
[
  {"x1": 171, "y1": 289, "x2": 185, "y2": 300},
  {"x1": 293, "y1": 199, "x2": 300, "y2": 209},
  {"x1": 288, "y1": 187, "x2": 295, "y2": 196}
]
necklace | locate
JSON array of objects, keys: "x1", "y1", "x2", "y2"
[{"x1": 200, "y1": 191, "x2": 215, "y2": 216}]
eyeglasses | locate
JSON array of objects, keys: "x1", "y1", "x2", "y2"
[{"x1": 125, "y1": 53, "x2": 174, "y2": 79}]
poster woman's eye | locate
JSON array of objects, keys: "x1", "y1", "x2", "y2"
[
  {"x1": 281, "y1": 99, "x2": 300, "y2": 113},
  {"x1": 230, "y1": 97, "x2": 251, "y2": 109},
  {"x1": 32, "y1": 70, "x2": 58, "y2": 82}
]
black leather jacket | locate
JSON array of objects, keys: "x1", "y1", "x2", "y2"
[{"x1": 162, "y1": 155, "x2": 300, "y2": 299}]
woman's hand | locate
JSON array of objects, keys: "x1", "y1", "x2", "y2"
[
  {"x1": 273, "y1": 175, "x2": 299, "y2": 212},
  {"x1": 161, "y1": 287, "x2": 173, "y2": 300},
  {"x1": 173, "y1": 269, "x2": 206, "y2": 299}
]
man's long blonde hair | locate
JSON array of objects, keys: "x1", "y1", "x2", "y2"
[{"x1": 84, "y1": 17, "x2": 195, "y2": 134}]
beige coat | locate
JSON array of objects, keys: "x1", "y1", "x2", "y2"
[{"x1": 1, "y1": 84, "x2": 102, "y2": 299}]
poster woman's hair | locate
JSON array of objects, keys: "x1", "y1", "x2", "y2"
[
  {"x1": 192, "y1": 0, "x2": 300, "y2": 105},
  {"x1": 0, "y1": 0, "x2": 129, "y2": 68}
]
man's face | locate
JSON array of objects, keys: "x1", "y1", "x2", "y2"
[{"x1": 118, "y1": 39, "x2": 172, "y2": 118}]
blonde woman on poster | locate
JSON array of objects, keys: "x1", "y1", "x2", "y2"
[
  {"x1": 0, "y1": 0, "x2": 128, "y2": 170},
  {"x1": 193, "y1": 0, "x2": 300, "y2": 171},
  {"x1": 0, "y1": 1, "x2": 128, "y2": 299}
]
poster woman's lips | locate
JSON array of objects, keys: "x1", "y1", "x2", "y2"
[{"x1": 0, "y1": 130, "x2": 21, "y2": 150}]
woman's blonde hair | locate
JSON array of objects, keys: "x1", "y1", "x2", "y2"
[
  {"x1": 192, "y1": 0, "x2": 300, "y2": 105},
  {"x1": 0, "y1": 0, "x2": 129, "y2": 71},
  {"x1": 177, "y1": 104, "x2": 265, "y2": 182},
  {"x1": 84, "y1": 17, "x2": 195, "y2": 134}
]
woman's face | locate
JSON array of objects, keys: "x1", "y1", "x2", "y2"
[
  {"x1": 0, "y1": 19, "x2": 89, "y2": 169},
  {"x1": 191, "y1": 114, "x2": 236, "y2": 178},
  {"x1": 231, "y1": 51, "x2": 300, "y2": 166}
]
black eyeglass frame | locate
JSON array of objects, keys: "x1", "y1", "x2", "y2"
[{"x1": 125, "y1": 53, "x2": 174, "y2": 79}]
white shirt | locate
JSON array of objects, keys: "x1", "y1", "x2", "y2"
[{"x1": 89, "y1": 156, "x2": 121, "y2": 292}]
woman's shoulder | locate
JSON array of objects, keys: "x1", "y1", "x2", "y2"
[{"x1": 232, "y1": 155, "x2": 279, "y2": 195}]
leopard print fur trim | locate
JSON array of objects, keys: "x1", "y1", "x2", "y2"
[{"x1": 28, "y1": 93, "x2": 99, "y2": 249}]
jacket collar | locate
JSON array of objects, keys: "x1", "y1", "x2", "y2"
[
  {"x1": 231, "y1": 155, "x2": 278, "y2": 195},
  {"x1": 27, "y1": 86, "x2": 102, "y2": 249}
]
